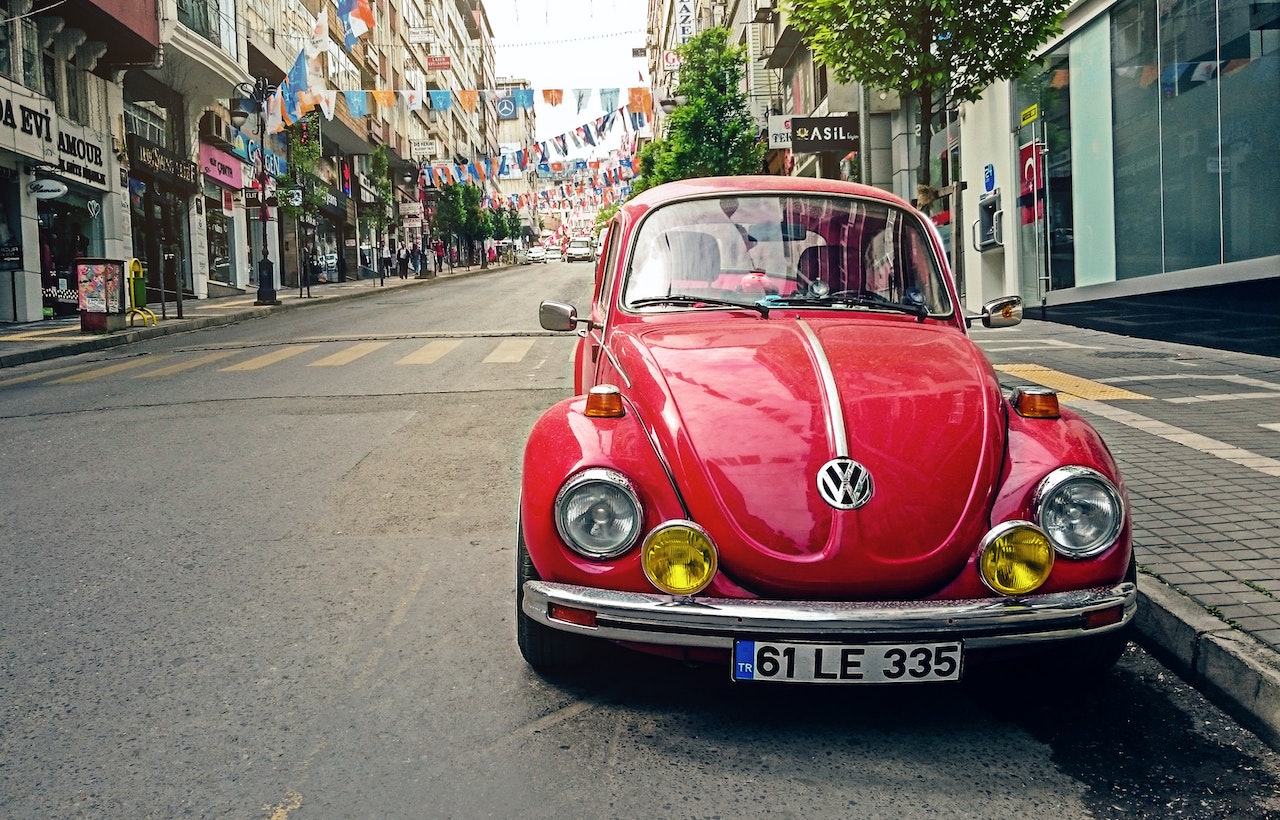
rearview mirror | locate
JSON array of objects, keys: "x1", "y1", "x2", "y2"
[
  {"x1": 539, "y1": 300, "x2": 580, "y2": 332},
  {"x1": 980, "y1": 295, "x2": 1023, "y2": 328}
]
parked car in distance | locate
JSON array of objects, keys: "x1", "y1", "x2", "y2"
[
  {"x1": 543, "y1": 244, "x2": 563, "y2": 263},
  {"x1": 526, "y1": 245, "x2": 546, "y2": 264},
  {"x1": 518, "y1": 175, "x2": 1136, "y2": 685},
  {"x1": 566, "y1": 237, "x2": 595, "y2": 263}
]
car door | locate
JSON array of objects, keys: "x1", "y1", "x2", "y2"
[{"x1": 576, "y1": 219, "x2": 621, "y2": 394}]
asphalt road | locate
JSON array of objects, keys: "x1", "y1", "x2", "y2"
[{"x1": 3, "y1": 261, "x2": 1280, "y2": 818}]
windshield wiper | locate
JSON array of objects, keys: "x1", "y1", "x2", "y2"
[
  {"x1": 629, "y1": 295, "x2": 769, "y2": 317},
  {"x1": 758, "y1": 293, "x2": 929, "y2": 322}
]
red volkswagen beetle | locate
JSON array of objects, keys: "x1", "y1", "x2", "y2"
[{"x1": 518, "y1": 176, "x2": 1135, "y2": 683}]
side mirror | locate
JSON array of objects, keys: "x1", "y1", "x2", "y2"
[
  {"x1": 539, "y1": 300, "x2": 580, "y2": 332},
  {"x1": 980, "y1": 295, "x2": 1023, "y2": 328}
]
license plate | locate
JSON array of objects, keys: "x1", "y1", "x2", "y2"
[{"x1": 732, "y1": 640, "x2": 963, "y2": 683}]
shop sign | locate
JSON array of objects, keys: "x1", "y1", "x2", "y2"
[
  {"x1": 790, "y1": 115, "x2": 859, "y2": 152},
  {"x1": 199, "y1": 142, "x2": 241, "y2": 188},
  {"x1": 402, "y1": 218, "x2": 422, "y2": 229},
  {"x1": 127, "y1": 134, "x2": 200, "y2": 192},
  {"x1": 676, "y1": 1, "x2": 695, "y2": 43},
  {"x1": 399, "y1": 201, "x2": 423, "y2": 217},
  {"x1": 427, "y1": 55, "x2": 451, "y2": 71},
  {"x1": 28, "y1": 178, "x2": 68, "y2": 199},
  {"x1": 408, "y1": 27, "x2": 432, "y2": 45},
  {"x1": 0, "y1": 91, "x2": 110, "y2": 188},
  {"x1": 768, "y1": 115, "x2": 792, "y2": 149}
]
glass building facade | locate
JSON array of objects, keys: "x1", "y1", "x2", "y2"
[{"x1": 1012, "y1": 0, "x2": 1279, "y2": 296}]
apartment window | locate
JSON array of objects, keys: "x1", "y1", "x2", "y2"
[
  {"x1": 66, "y1": 55, "x2": 88, "y2": 125},
  {"x1": 0, "y1": 5, "x2": 11, "y2": 78},
  {"x1": 21, "y1": 18, "x2": 39, "y2": 93},
  {"x1": 126, "y1": 101, "x2": 169, "y2": 148}
]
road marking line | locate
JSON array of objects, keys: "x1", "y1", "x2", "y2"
[
  {"x1": 0, "y1": 326, "x2": 83, "y2": 340},
  {"x1": 994, "y1": 364, "x2": 1152, "y2": 401},
  {"x1": 221, "y1": 345, "x2": 318, "y2": 371},
  {"x1": 1261, "y1": 423, "x2": 1280, "y2": 433},
  {"x1": 397, "y1": 339, "x2": 461, "y2": 364},
  {"x1": 0, "y1": 362, "x2": 95, "y2": 386},
  {"x1": 975, "y1": 338, "x2": 1103, "y2": 351},
  {"x1": 1074, "y1": 399, "x2": 1280, "y2": 477},
  {"x1": 484, "y1": 338, "x2": 534, "y2": 363},
  {"x1": 51, "y1": 356, "x2": 167, "y2": 383},
  {"x1": 307, "y1": 341, "x2": 388, "y2": 366},
  {"x1": 1167, "y1": 392, "x2": 1280, "y2": 404},
  {"x1": 133, "y1": 349, "x2": 238, "y2": 378}
]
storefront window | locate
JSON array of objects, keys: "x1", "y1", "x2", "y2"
[
  {"x1": 1112, "y1": 0, "x2": 1166, "y2": 278},
  {"x1": 39, "y1": 192, "x2": 103, "y2": 317},
  {"x1": 204, "y1": 181, "x2": 232, "y2": 284},
  {"x1": 1219, "y1": 0, "x2": 1280, "y2": 263}
]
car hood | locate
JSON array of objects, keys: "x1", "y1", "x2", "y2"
[{"x1": 613, "y1": 316, "x2": 1006, "y2": 598}]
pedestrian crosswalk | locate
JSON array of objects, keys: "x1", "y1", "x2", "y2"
[{"x1": 0, "y1": 335, "x2": 579, "y2": 388}]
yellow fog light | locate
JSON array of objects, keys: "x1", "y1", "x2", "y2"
[
  {"x1": 978, "y1": 521, "x2": 1054, "y2": 596},
  {"x1": 641, "y1": 521, "x2": 718, "y2": 596}
]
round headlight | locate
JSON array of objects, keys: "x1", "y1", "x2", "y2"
[
  {"x1": 641, "y1": 521, "x2": 718, "y2": 596},
  {"x1": 554, "y1": 469, "x2": 643, "y2": 559},
  {"x1": 978, "y1": 521, "x2": 1054, "y2": 596},
  {"x1": 1034, "y1": 467, "x2": 1125, "y2": 558}
]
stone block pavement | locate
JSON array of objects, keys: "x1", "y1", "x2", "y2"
[{"x1": 4, "y1": 277, "x2": 1280, "y2": 749}]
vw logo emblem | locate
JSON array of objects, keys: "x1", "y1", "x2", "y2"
[{"x1": 816, "y1": 457, "x2": 874, "y2": 510}]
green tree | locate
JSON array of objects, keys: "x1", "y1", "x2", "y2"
[
  {"x1": 786, "y1": 0, "x2": 1069, "y2": 203},
  {"x1": 362, "y1": 144, "x2": 396, "y2": 264},
  {"x1": 631, "y1": 27, "x2": 763, "y2": 194},
  {"x1": 280, "y1": 112, "x2": 326, "y2": 223}
]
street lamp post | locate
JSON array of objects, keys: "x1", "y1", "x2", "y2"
[{"x1": 230, "y1": 77, "x2": 281, "y2": 306}]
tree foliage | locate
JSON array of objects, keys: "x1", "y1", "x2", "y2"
[
  {"x1": 631, "y1": 27, "x2": 764, "y2": 194},
  {"x1": 280, "y1": 112, "x2": 326, "y2": 223},
  {"x1": 785, "y1": 0, "x2": 1069, "y2": 196},
  {"x1": 362, "y1": 144, "x2": 396, "y2": 239}
]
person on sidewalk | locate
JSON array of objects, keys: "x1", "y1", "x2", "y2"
[
  {"x1": 435, "y1": 240, "x2": 444, "y2": 274},
  {"x1": 381, "y1": 242, "x2": 393, "y2": 280},
  {"x1": 397, "y1": 241, "x2": 410, "y2": 279}
]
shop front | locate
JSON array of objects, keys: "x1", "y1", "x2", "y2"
[
  {"x1": 0, "y1": 93, "x2": 114, "y2": 322},
  {"x1": 127, "y1": 134, "x2": 199, "y2": 305},
  {"x1": 199, "y1": 141, "x2": 243, "y2": 295}
]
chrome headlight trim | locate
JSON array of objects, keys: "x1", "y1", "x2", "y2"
[
  {"x1": 554, "y1": 468, "x2": 644, "y2": 560},
  {"x1": 1033, "y1": 466, "x2": 1125, "y2": 558}
]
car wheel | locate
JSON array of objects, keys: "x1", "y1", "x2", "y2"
[
  {"x1": 1021, "y1": 552, "x2": 1138, "y2": 684},
  {"x1": 517, "y1": 522, "x2": 592, "y2": 668}
]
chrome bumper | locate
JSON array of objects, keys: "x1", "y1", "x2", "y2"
[{"x1": 521, "y1": 581, "x2": 1138, "y2": 650}]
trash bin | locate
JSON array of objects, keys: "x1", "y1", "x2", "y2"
[{"x1": 77, "y1": 258, "x2": 126, "y2": 333}]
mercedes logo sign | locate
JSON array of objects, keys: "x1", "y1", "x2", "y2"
[
  {"x1": 816, "y1": 457, "x2": 874, "y2": 510},
  {"x1": 496, "y1": 98, "x2": 516, "y2": 118}
]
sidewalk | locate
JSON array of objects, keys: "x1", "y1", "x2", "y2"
[
  {"x1": 0, "y1": 261, "x2": 499, "y2": 369},
  {"x1": 4, "y1": 292, "x2": 1280, "y2": 748}
]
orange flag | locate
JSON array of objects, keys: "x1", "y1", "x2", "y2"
[
  {"x1": 371, "y1": 89, "x2": 395, "y2": 109},
  {"x1": 457, "y1": 90, "x2": 479, "y2": 112},
  {"x1": 542, "y1": 89, "x2": 564, "y2": 106},
  {"x1": 627, "y1": 87, "x2": 651, "y2": 115}
]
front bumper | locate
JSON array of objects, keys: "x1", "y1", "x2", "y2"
[{"x1": 521, "y1": 580, "x2": 1137, "y2": 650}]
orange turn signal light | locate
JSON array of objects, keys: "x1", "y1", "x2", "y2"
[
  {"x1": 584, "y1": 384, "x2": 625, "y2": 418},
  {"x1": 1083, "y1": 605, "x2": 1125, "y2": 630},
  {"x1": 548, "y1": 603, "x2": 598, "y2": 628},
  {"x1": 1012, "y1": 387, "x2": 1060, "y2": 419}
]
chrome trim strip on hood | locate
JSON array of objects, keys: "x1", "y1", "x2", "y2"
[
  {"x1": 796, "y1": 319, "x2": 848, "y2": 457},
  {"x1": 521, "y1": 580, "x2": 1138, "y2": 650}
]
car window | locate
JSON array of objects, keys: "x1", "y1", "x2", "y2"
[{"x1": 620, "y1": 195, "x2": 952, "y2": 315}]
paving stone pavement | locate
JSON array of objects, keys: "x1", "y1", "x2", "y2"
[{"x1": 4, "y1": 287, "x2": 1280, "y2": 749}]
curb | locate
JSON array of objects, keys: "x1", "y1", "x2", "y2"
[{"x1": 1135, "y1": 576, "x2": 1280, "y2": 749}]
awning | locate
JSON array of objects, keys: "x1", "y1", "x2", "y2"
[{"x1": 764, "y1": 26, "x2": 806, "y2": 70}]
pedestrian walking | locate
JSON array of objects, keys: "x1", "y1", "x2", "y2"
[
  {"x1": 397, "y1": 241, "x2": 410, "y2": 279},
  {"x1": 435, "y1": 240, "x2": 444, "y2": 274},
  {"x1": 381, "y1": 242, "x2": 393, "y2": 280}
]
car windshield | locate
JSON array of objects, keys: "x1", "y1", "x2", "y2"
[{"x1": 621, "y1": 194, "x2": 952, "y2": 316}]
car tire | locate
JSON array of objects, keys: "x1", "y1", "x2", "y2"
[
  {"x1": 1020, "y1": 552, "x2": 1138, "y2": 684},
  {"x1": 517, "y1": 523, "x2": 592, "y2": 668}
]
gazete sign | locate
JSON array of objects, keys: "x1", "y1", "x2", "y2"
[{"x1": 790, "y1": 115, "x2": 859, "y2": 153}]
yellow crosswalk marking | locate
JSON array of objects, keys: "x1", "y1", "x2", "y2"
[
  {"x1": 484, "y1": 339, "x2": 534, "y2": 363},
  {"x1": 51, "y1": 356, "x2": 168, "y2": 383},
  {"x1": 308, "y1": 341, "x2": 389, "y2": 366},
  {"x1": 0, "y1": 362, "x2": 95, "y2": 387},
  {"x1": 398, "y1": 339, "x2": 461, "y2": 364},
  {"x1": 221, "y1": 345, "x2": 318, "y2": 371},
  {"x1": 133, "y1": 350, "x2": 239, "y2": 378},
  {"x1": 994, "y1": 364, "x2": 1151, "y2": 401}
]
